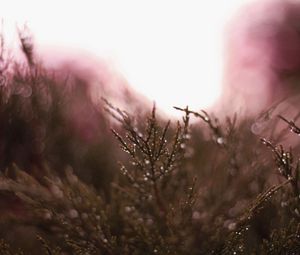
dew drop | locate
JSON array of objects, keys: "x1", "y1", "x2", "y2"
[
  {"x1": 146, "y1": 218, "x2": 153, "y2": 225},
  {"x1": 69, "y1": 209, "x2": 79, "y2": 219},
  {"x1": 81, "y1": 213, "x2": 88, "y2": 220},
  {"x1": 44, "y1": 211, "x2": 52, "y2": 220},
  {"x1": 125, "y1": 206, "x2": 132, "y2": 213},
  {"x1": 281, "y1": 201, "x2": 288, "y2": 207},
  {"x1": 251, "y1": 123, "x2": 263, "y2": 135},
  {"x1": 50, "y1": 185, "x2": 64, "y2": 198},
  {"x1": 185, "y1": 133, "x2": 191, "y2": 140},
  {"x1": 278, "y1": 167, "x2": 284, "y2": 174},
  {"x1": 228, "y1": 222, "x2": 237, "y2": 231},
  {"x1": 261, "y1": 138, "x2": 267, "y2": 145},
  {"x1": 192, "y1": 211, "x2": 201, "y2": 220},
  {"x1": 216, "y1": 137, "x2": 224, "y2": 145}
]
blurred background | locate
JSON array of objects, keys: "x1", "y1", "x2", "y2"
[{"x1": 1, "y1": 0, "x2": 252, "y2": 116}]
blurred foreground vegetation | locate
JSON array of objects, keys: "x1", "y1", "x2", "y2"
[{"x1": 0, "y1": 33, "x2": 300, "y2": 254}]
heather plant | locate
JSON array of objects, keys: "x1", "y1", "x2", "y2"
[
  {"x1": 1, "y1": 31, "x2": 300, "y2": 254},
  {"x1": 0, "y1": 30, "x2": 121, "y2": 190},
  {"x1": 1, "y1": 99, "x2": 300, "y2": 254}
]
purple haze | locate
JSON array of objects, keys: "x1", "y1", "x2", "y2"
[{"x1": 221, "y1": 0, "x2": 300, "y2": 115}]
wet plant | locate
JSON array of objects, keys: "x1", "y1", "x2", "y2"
[{"x1": 0, "y1": 31, "x2": 300, "y2": 254}]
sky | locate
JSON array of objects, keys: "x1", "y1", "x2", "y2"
[{"x1": 1, "y1": 0, "x2": 252, "y2": 115}]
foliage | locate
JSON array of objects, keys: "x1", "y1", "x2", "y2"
[{"x1": 0, "y1": 33, "x2": 300, "y2": 254}]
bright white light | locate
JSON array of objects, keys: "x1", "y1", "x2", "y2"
[{"x1": 0, "y1": 0, "x2": 251, "y2": 116}]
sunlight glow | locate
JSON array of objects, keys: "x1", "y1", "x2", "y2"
[{"x1": 1, "y1": 0, "x2": 251, "y2": 115}]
